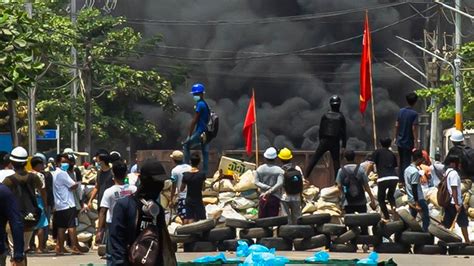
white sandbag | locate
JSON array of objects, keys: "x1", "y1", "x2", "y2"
[
  {"x1": 425, "y1": 187, "x2": 439, "y2": 207},
  {"x1": 219, "y1": 192, "x2": 236, "y2": 205},
  {"x1": 77, "y1": 232, "x2": 93, "y2": 243},
  {"x1": 320, "y1": 186, "x2": 340, "y2": 200},
  {"x1": 168, "y1": 222, "x2": 181, "y2": 235},
  {"x1": 302, "y1": 186, "x2": 320, "y2": 201},
  {"x1": 205, "y1": 204, "x2": 223, "y2": 220},
  {"x1": 234, "y1": 170, "x2": 257, "y2": 192},
  {"x1": 213, "y1": 179, "x2": 235, "y2": 192},
  {"x1": 231, "y1": 197, "x2": 256, "y2": 210},
  {"x1": 78, "y1": 212, "x2": 91, "y2": 226},
  {"x1": 221, "y1": 204, "x2": 247, "y2": 221},
  {"x1": 240, "y1": 189, "x2": 258, "y2": 200},
  {"x1": 302, "y1": 202, "x2": 317, "y2": 213}
]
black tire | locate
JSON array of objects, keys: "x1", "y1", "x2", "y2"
[
  {"x1": 399, "y1": 231, "x2": 434, "y2": 245},
  {"x1": 239, "y1": 227, "x2": 273, "y2": 239},
  {"x1": 97, "y1": 244, "x2": 106, "y2": 256},
  {"x1": 428, "y1": 224, "x2": 462, "y2": 243},
  {"x1": 374, "y1": 243, "x2": 411, "y2": 254},
  {"x1": 183, "y1": 241, "x2": 217, "y2": 252},
  {"x1": 333, "y1": 227, "x2": 360, "y2": 244},
  {"x1": 317, "y1": 224, "x2": 347, "y2": 236},
  {"x1": 414, "y1": 245, "x2": 447, "y2": 255},
  {"x1": 297, "y1": 213, "x2": 331, "y2": 226},
  {"x1": 398, "y1": 209, "x2": 423, "y2": 232},
  {"x1": 448, "y1": 245, "x2": 474, "y2": 255},
  {"x1": 329, "y1": 243, "x2": 357, "y2": 253},
  {"x1": 176, "y1": 219, "x2": 216, "y2": 235},
  {"x1": 255, "y1": 216, "x2": 288, "y2": 228},
  {"x1": 225, "y1": 218, "x2": 255, "y2": 229},
  {"x1": 376, "y1": 220, "x2": 406, "y2": 238},
  {"x1": 218, "y1": 239, "x2": 254, "y2": 252},
  {"x1": 278, "y1": 225, "x2": 315, "y2": 239},
  {"x1": 170, "y1": 234, "x2": 198, "y2": 244},
  {"x1": 258, "y1": 237, "x2": 293, "y2": 251},
  {"x1": 293, "y1": 235, "x2": 329, "y2": 251},
  {"x1": 354, "y1": 235, "x2": 382, "y2": 246},
  {"x1": 203, "y1": 227, "x2": 236, "y2": 242},
  {"x1": 344, "y1": 213, "x2": 381, "y2": 227}
]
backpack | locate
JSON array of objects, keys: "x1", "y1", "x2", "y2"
[
  {"x1": 6, "y1": 173, "x2": 41, "y2": 228},
  {"x1": 341, "y1": 164, "x2": 364, "y2": 202},
  {"x1": 437, "y1": 169, "x2": 454, "y2": 208},
  {"x1": 462, "y1": 147, "x2": 474, "y2": 176},
  {"x1": 199, "y1": 101, "x2": 219, "y2": 143},
  {"x1": 283, "y1": 164, "x2": 303, "y2": 195}
]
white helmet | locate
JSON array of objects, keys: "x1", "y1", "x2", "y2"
[
  {"x1": 33, "y1": 153, "x2": 47, "y2": 163},
  {"x1": 10, "y1": 146, "x2": 28, "y2": 162},
  {"x1": 450, "y1": 130, "x2": 464, "y2": 142}
]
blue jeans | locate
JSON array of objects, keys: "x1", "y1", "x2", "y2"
[
  {"x1": 409, "y1": 199, "x2": 430, "y2": 232},
  {"x1": 183, "y1": 131, "x2": 209, "y2": 175}
]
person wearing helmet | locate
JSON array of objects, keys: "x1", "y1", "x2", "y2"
[
  {"x1": 444, "y1": 130, "x2": 472, "y2": 179},
  {"x1": 278, "y1": 148, "x2": 304, "y2": 225},
  {"x1": 305, "y1": 95, "x2": 347, "y2": 179},
  {"x1": 183, "y1": 83, "x2": 210, "y2": 175},
  {"x1": 0, "y1": 151, "x2": 14, "y2": 183}
]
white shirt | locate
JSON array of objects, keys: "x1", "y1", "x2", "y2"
[
  {"x1": 53, "y1": 169, "x2": 77, "y2": 211},
  {"x1": 0, "y1": 169, "x2": 15, "y2": 183},
  {"x1": 430, "y1": 162, "x2": 444, "y2": 187},
  {"x1": 446, "y1": 168, "x2": 462, "y2": 205},
  {"x1": 171, "y1": 164, "x2": 192, "y2": 199},
  {"x1": 100, "y1": 184, "x2": 137, "y2": 223}
]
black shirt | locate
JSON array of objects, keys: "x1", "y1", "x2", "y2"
[
  {"x1": 182, "y1": 171, "x2": 206, "y2": 204},
  {"x1": 42, "y1": 171, "x2": 54, "y2": 208},
  {"x1": 372, "y1": 148, "x2": 398, "y2": 178},
  {"x1": 97, "y1": 169, "x2": 114, "y2": 206},
  {"x1": 319, "y1": 111, "x2": 347, "y2": 148}
]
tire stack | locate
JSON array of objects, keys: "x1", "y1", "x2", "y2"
[
  {"x1": 293, "y1": 214, "x2": 331, "y2": 251},
  {"x1": 246, "y1": 216, "x2": 289, "y2": 250}
]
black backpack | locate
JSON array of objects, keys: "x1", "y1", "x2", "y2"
[
  {"x1": 341, "y1": 164, "x2": 365, "y2": 202},
  {"x1": 6, "y1": 173, "x2": 41, "y2": 228},
  {"x1": 283, "y1": 164, "x2": 303, "y2": 195},
  {"x1": 201, "y1": 101, "x2": 219, "y2": 143},
  {"x1": 462, "y1": 147, "x2": 474, "y2": 177}
]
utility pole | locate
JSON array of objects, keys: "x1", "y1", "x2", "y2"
[
  {"x1": 70, "y1": 0, "x2": 79, "y2": 152},
  {"x1": 84, "y1": 43, "x2": 92, "y2": 159},
  {"x1": 26, "y1": 0, "x2": 37, "y2": 155},
  {"x1": 454, "y1": 0, "x2": 463, "y2": 130}
]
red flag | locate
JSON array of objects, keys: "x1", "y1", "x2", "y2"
[
  {"x1": 360, "y1": 12, "x2": 372, "y2": 114},
  {"x1": 243, "y1": 91, "x2": 256, "y2": 156}
]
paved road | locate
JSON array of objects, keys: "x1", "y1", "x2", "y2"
[{"x1": 26, "y1": 250, "x2": 474, "y2": 266}]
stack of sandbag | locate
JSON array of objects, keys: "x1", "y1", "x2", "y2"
[
  {"x1": 314, "y1": 186, "x2": 342, "y2": 216},
  {"x1": 76, "y1": 199, "x2": 99, "y2": 247}
]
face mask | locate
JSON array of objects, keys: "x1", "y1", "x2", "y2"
[
  {"x1": 193, "y1": 95, "x2": 201, "y2": 102},
  {"x1": 95, "y1": 162, "x2": 101, "y2": 170},
  {"x1": 60, "y1": 163, "x2": 69, "y2": 171}
]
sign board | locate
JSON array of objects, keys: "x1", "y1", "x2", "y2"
[
  {"x1": 0, "y1": 133, "x2": 13, "y2": 151},
  {"x1": 218, "y1": 156, "x2": 256, "y2": 176},
  {"x1": 37, "y1": 129, "x2": 58, "y2": 140}
]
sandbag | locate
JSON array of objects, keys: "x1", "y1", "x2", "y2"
[
  {"x1": 78, "y1": 212, "x2": 91, "y2": 226},
  {"x1": 221, "y1": 204, "x2": 247, "y2": 221},
  {"x1": 470, "y1": 191, "x2": 474, "y2": 208},
  {"x1": 163, "y1": 179, "x2": 173, "y2": 191},
  {"x1": 234, "y1": 170, "x2": 257, "y2": 192},
  {"x1": 76, "y1": 223, "x2": 88, "y2": 233},
  {"x1": 302, "y1": 202, "x2": 317, "y2": 214},
  {"x1": 395, "y1": 195, "x2": 409, "y2": 208},
  {"x1": 160, "y1": 194, "x2": 170, "y2": 208},
  {"x1": 219, "y1": 192, "x2": 236, "y2": 204},
  {"x1": 87, "y1": 210, "x2": 98, "y2": 221},
  {"x1": 468, "y1": 208, "x2": 474, "y2": 219},
  {"x1": 461, "y1": 179, "x2": 472, "y2": 194},
  {"x1": 240, "y1": 189, "x2": 258, "y2": 200},
  {"x1": 320, "y1": 186, "x2": 340, "y2": 199},
  {"x1": 313, "y1": 209, "x2": 341, "y2": 216},
  {"x1": 205, "y1": 204, "x2": 223, "y2": 220},
  {"x1": 213, "y1": 179, "x2": 235, "y2": 192},
  {"x1": 426, "y1": 187, "x2": 439, "y2": 207},
  {"x1": 315, "y1": 199, "x2": 340, "y2": 210},
  {"x1": 77, "y1": 232, "x2": 93, "y2": 243},
  {"x1": 203, "y1": 197, "x2": 219, "y2": 205},
  {"x1": 302, "y1": 186, "x2": 320, "y2": 201},
  {"x1": 231, "y1": 197, "x2": 256, "y2": 210},
  {"x1": 203, "y1": 188, "x2": 219, "y2": 197}
]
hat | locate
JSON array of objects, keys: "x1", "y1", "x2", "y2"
[
  {"x1": 140, "y1": 159, "x2": 168, "y2": 182},
  {"x1": 263, "y1": 147, "x2": 277, "y2": 160},
  {"x1": 10, "y1": 146, "x2": 28, "y2": 162},
  {"x1": 278, "y1": 148, "x2": 293, "y2": 160},
  {"x1": 450, "y1": 130, "x2": 464, "y2": 142},
  {"x1": 170, "y1": 150, "x2": 184, "y2": 160},
  {"x1": 110, "y1": 151, "x2": 121, "y2": 162}
]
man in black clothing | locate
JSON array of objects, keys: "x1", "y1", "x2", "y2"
[
  {"x1": 305, "y1": 95, "x2": 347, "y2": 179},
  {"x1": 87, "y1": 150, "x2": 114, "y2": 210},
  {"x1": 109, "y1": 159, "x2": 176, "y2": 266},
  {"x1": 181, "y1": 152, "x2": 206, "y2": 224}
]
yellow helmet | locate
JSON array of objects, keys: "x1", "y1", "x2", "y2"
[{"x1": 278, "y1": 148, "x2": 293, "y2": 160}]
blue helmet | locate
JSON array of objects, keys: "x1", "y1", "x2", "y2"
[{"x1": 190, "y1": 83, "x2": 205, "y2": 94}]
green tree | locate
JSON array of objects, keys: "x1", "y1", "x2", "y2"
[{"x1": 417, "y1": 42, "x2": 474, "y2": 129}]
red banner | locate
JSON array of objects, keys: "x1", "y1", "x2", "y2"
[{"x1": 360, "y1": 12, "x2": 372, "y2": 114}]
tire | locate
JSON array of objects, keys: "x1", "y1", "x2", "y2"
[
  {"x1": 203, "y1": 227, "x2": 236, "y2": 242},
  {"x1": 97, "y1": 244, "x2": 106, "y2": 256},
  {"x1": 176, "y1": 219, "x2": 215, "y2": 235},
  {"x1": 258, "y1": 237, "x2": 293, "y2": 251},
  {"x1": 344, "y1": 213, "x2": 381, "y2": 227},
  {"x1": 448, "y1": 245, "x2": 474, "y2": 255},
  {"x1": 255, "y1": 216, "x2": 288, "y2": 228},
  {"x1": 374, "y1": 243, "x2": 410, "y2": 254},
  {"x1": 225, "y1": 218, "x2": 255, "y2": 229},
  {"x1": 428, "y1": 224, "x2": 462, "y2": 243},
  {"x1": 333, "y1": 227, "x2": 360, "y2": 244},
  {"x1": 376, "y1": 220, "x2": 406, "y2": 238},
  {"x1": 239, "y1": 227, "x2": 273, "y2": 239},
  {"x1": 183, "y1": 241, "x2": 217, "y2": 252},
  {"x1": 398, "y1": 209, "x2": 423, "y2": 232},
  {"x1": 297, "y1": 213, "x2": 331, "y2": 225},
  {"x1": 317, "y1": 223, "x2": 347, "y2": 236},
  {"x1": 293, "y1": 235, "x2": 329, "y2": 251},
  {"x1": 413, "y1": 245, "x2": 447, "y2": 255},
  {"x1": 399, "y1": 231, "x2": 434, "y2": 245},
  {"x1": 329, "y1": 243, "x2": 357, "y2": 253},
  {"x1": 354, "y1": 235, "x2": 382, "y2": 246},
  {"x1": 170, "y1": 234, "x2": 198, "y2": 244},
  {"x1": 278, "y1": 225, "x2": 315, "y2": 239},
  {"x1": 218, "y1": 239, "x2": 254, "y2": 252}
]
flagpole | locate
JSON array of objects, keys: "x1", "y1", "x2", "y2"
[
  {"x1": 367, "y1": 10, "x2": 377, "y2": 150},
  {"x1": 253, "y1": 88, "x2": 259, "y2": 166}
]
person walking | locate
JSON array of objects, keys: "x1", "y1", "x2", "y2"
[
  {"x1": 442, "y1": 155, "x2": 470, "y2": 243},
  {"x1": 278, "y1": 148, "x2": 303, "y2": 225},
  {"x1": 255, "y1": 147, "x2": 284, "y2": 218},
  {"x1": 169, "y1": 150, "x2": 192, "y2": 221},
  {"x1": 183, "y1": 83, "x2": 210, "y2": 175},
  {"x1": 0, "y1": 183, "x2": 24, "y2": 266},
  {"x1": 404, "y1": 149, "x2": 430, "y2": 232},
  {"x1": 181, "y1": 153, "x2": 206, "y2": 224},
  {"x1": 305, "y1": 95, "x2": 347, "y2": 179},
  {"x1": 87, "y1": 150, "x2": 114, "y2": 211},
  {"x1": 372, "y1": 138, "x2": 398, "y2": 222},
  {"x1": 395, "y1": 92, "x2": 419, "y2": 185}
]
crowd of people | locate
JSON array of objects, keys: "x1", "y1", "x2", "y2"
[{"x1": 0, "y1": 85, "x2": 473, "y2": 266}]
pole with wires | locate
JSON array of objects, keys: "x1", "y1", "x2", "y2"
[
  {"x1": 26, "y1": 0, "x2": 37, "y2": 154},
  {"x1": 71, "y1": 0, "x2": 79, "y2": 152}
]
